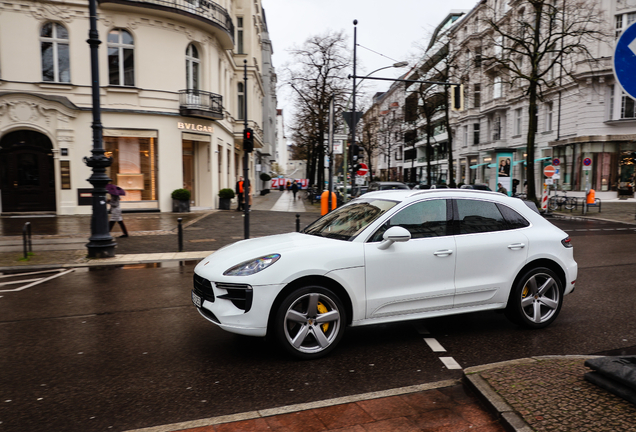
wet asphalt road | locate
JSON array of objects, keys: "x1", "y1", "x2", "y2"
[{"x1": 1, "y1": 218, "x2": 636, "y2": 432}]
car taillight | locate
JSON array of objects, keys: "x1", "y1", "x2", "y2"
[{"x1": 561, "y1": 236, "x2": 572, "y2": 248}]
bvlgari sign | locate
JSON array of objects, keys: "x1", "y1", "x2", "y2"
[{"x1": 177, "y1": 122, "x2": 214, "y2": 133}]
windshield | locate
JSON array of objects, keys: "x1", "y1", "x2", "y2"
[{"x1": 302, "y1": 199, "x2": 398, "y2": 240}]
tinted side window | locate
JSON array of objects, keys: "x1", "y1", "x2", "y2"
[
  {"x1": 370, "y1": 199, "x2": 447, "y2": 241},
  {"x1": 456, "y1": 199, "x2": 507, "y2": 234},
  {"x1": 497, "y1": 204, "x2": 530, "y2": 229}
]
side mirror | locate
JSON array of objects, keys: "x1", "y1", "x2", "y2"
[{"x1": 377, "y1": 226, "x2": 411, "y2": 250}]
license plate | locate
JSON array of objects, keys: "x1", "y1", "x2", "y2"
[{"x1": 191, "y1": 291, "x2": 202, "y2": 308}]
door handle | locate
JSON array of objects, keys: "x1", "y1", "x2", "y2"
[
  {"x1": 507, "y1": 243, "x2": 526, "y2": 250},
  {"x1": 434, "y1": 249, "x2": 453, "y2": 257}
]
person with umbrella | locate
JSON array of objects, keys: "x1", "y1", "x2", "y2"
[{"x1": 106, "y1": 183, "x2": 129, "y2": 238}]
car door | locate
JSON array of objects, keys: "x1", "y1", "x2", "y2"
[
  {"x1": 363, "y1": 199, "x2": 456, "y2": 319},
  {"x1": 452, "y1": 198, "x2": 529, "y2": 308}
]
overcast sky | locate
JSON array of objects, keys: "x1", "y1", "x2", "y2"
[{"x1": 262, "y1": 0, "x2": 480, "y2": 125}]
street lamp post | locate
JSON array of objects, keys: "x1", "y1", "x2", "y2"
[
  {"x1": 84, "y1": 0, "x2": 116, "y2": 258},
  {"x1": 345, "y1": 21, "x2": 408, "y2": 201}
]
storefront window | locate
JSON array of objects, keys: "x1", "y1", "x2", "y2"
[{"x1": 104, "y1": 136, "x2": 157, "y2": 201}]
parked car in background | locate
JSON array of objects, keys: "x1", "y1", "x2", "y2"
[
  {"x1": 351, "y1": 185, "x2": 368, "y2": 198},
  {"x1": 192, "y1": 189, "x2": 577, "y2": 359},
  {"x1": 461, "y1": 184, "x2": 492, "y2": 191},
  {"x1": 367, "y1": 181, "x2": 409, "y2": 192}
]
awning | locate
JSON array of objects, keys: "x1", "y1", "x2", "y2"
[
  {"x1": 512, "y1": 160, "x2": 526, "y2": 166},
  {"x1": 469, "y1": 163, "x2": 489, "y2": 169}
]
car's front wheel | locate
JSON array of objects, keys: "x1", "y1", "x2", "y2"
[
  {"x1": 274, "y1": 286, "x2": 346, "y2": 360},
  {"x1": 505, "y1": 267, "x2": 563, "y2": 329}
]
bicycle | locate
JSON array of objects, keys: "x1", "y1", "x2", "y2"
[{"x1": 548, "y1": 191, "x2": 576, "y2": 211}]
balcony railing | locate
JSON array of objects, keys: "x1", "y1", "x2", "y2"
[
  {"x1": 100, "y1": 0, "x2": 234, "y2": 44},
  {"x1": 179, "y1": 89, "x2": 223, "y2": 120}
]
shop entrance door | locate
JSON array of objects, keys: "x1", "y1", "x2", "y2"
[
  {"x1": 0, "y1": 130, "x2": 56, "y2": 212},
  {"x1": 182, "y1": 141, "x2": 195, "y2": 206}
]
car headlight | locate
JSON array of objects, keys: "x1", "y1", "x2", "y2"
[{"x1": 223, "y1": 254, "x2": 281, "y2": 276}]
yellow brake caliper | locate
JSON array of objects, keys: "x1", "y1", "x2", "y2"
[
  {"x1": 317, "y1": 302, "x2": 329, "y2": 332},
  {"x1": 522, "y1": 285, "x2": 530, "y2": 300}
]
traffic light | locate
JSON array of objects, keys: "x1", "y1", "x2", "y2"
[
  {"x1": 243, "y1": 128, "x2": 254, "y2": 152},
  {"x1": 451, "y1": 84, "x2": 464, "y2": 111},
  {"x1": 348, "y1": 143, "x2": 360, "y2": 165}
]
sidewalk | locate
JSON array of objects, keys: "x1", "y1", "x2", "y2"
[{"x1": 3, "y1": 191, "x2": 636, "y2": 431}]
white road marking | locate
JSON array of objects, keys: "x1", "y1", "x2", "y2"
[
  {"x1": 0, "y1": 269, "x2": 74, "y2": 293},
  {"x1": 424, "y1": 338, "x2": 446, "y2": 352},
  {"x1": 439, "y1": 357, "x2": 462, "y2": 370}
]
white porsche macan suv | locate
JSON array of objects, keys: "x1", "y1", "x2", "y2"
[{"x1": 192, "y1": 189, "x2": 577, "y2": 359}]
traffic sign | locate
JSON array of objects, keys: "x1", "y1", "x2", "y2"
[
  {"x1": 613, "y1": 21, "x2": 636, "y2": 100},
  {"x1": 583, "y1": 157, "x2": 592, "y2": 166},
  {"x1": 543, "y1": 165, "x2": 556, "y2": 178},
  {"x1": 553, "y1": 158, "x2": 560, "y2": 166},
  {"x1": 357, "y1": 162, "x2": 368, "y2": 176}
]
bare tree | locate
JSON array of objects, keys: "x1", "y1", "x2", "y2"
[
  {"x1": 480, "y1": 0, "x2": 610, "y2": 202},
  {"x1": 282, "y1": 31, "x2": 351, "y2": 188}
]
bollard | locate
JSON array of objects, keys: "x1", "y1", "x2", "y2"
[
  {"x1": 22, "y1": 222, "x2": 32, "y2": 259},
  {"x1": 320, "y1": 191, "x2": 337, "y2": 215},
  {"x1": 296, "y1": 213, "x2": 300, "y2": 232},
  {"x1": 177, "y1": 218, "x2": 183, "y2": 252}
]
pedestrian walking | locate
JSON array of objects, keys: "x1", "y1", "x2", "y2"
[
  {"x1": 291, "y1": 180, "x2": 299, "y2": 200},
  {"x1": 497, "y1": 183, "x2": 508, "y2": 195},
  {"x1": 106, "y1": 183, "x2": 129, "y2": 238},
  {"x1": 235, "y1": 176, "x2": 244, "y2": 211}
]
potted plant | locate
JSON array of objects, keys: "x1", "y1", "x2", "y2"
[
  {"x1": 171, "y1": 188, "x2": 191, "y2": 213},
  {"x1": 218, "y1": 188, "x2": 235, "y2": 210}
]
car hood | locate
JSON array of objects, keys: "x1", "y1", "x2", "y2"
[{"x1": 194, "y1": 232, "x2": 364, "y2": 285}]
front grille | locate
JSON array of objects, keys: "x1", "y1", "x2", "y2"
[
  {"x1": 216, "y1": 282, "x2": 253, "y2": 312},
  {"x1": 193, "y1": 273, "x2": 214, "y2": 303}
]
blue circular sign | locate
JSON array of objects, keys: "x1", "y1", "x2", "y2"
[
  {"x1": 583, "y1": 158, "x2": 592, "y2": 166},
  {"x1": 614, "y1": 21, "x2": 636, "y2": 100},
  {"x1": 553, "y1": 158, "x2": 560, "y2": 166}
]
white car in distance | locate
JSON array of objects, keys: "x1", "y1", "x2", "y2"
[{"x1": 192, "y1": 189, "x2": 577, "y2": 360}]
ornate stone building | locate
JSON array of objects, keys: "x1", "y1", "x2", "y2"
[{"x1": 0, "y1": 0, "x2": 274, "y2": 214}]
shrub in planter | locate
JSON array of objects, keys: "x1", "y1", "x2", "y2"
[
  {"x1": 171, "y1": 188, "x2": 191, "y2": 212},
  {"x1": 218, "y1": 188, "x2": 235, "y2": 210}
]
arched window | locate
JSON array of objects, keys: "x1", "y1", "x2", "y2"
[
  {"x1": 237, "y1": 82, "x2": 245, "y2": 120},
  {"x1": 186, "y1": 44, "x2": 200, "y2": 91},
  {"x1": 108, "y1": 29, "x2": 134, "y2": 86},
  {"x1": 41, "y1": 22, "x2": 70, "y2": 83}
]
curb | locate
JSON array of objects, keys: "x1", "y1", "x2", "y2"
[{"x1": 123, "y1": 379, "x2": 460, "y2": 432}]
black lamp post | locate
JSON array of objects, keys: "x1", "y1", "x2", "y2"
[
  {"x1": 84, "y1": 0, "x2": 116, "y2": 258},
  {"x1": 243, "y1": 60, "x2": 250, "y2": 239}
]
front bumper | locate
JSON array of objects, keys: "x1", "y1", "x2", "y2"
[{"x1": 191, "y1": 274, "x2": 284, "y2": 337}]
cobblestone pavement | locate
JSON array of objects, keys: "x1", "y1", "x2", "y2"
[{"x1": 474, "y1": 357, "x2": 636, "y2": 432}]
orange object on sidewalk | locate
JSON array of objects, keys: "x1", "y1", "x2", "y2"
[
  {"x1": 320, "y1": 191, "x2": 337, "y2": 215},
  {"x1": 586, "y1": 189, "x2": 595, "y2": 204}
]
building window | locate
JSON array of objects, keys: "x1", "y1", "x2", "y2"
[
  {"x1": 545, "y1": 102, "x2": 553, "y2": 131},
  {"x1": 41, "y1": 22, "x2": 70, "y2": 83},
  {"x1": 609, "y1": 84, "x2": 615, "y2": 120},
  {"x1": 493, "y1": 76, "x2": 502, "y2": 99},
  {"x1": 474, "y1": 83, "x2": 481, "y2": 108},
  {"x1": 463, "y1": 125, "x2": 469, "y2": 146},
  {"x1": 473, "y1": 122, "x2": 480, "y2": 145},
  {"x1": 474, "y1": 46, "x2": 482, "y2": 68},
  {"x1": 104, "y1": 136, "x2": 157, "y2": 202},
  {"x1": 493, "y1": 115, "x2": 501, "y2": 141},
  {"x1": 237, "y1": 82, "x2": 245, "y2": 120},
  {"x1": 108, "y1": 29, "x2": 134, "y2": 86},
  {"x1": 514, "y1": 108, "x2": 522, "y2": 135},
  {"x1": 622, "y1": 93, "x2": 636, "y2": 119},
  {"x1": 186, "y1": 44, "x2": 200, "y2": 91},
  {"x1": 237, "y1": 17, "x2": 244, "y2": 54},
  {"x1": 616, "y1": 13, "x2": 636, "y2": 38}
]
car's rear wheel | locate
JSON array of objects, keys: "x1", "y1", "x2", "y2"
[
  {"x1": 505, "y1": 267, "x2": 563, "y2": 329},
  {"x1": 274, "y1": 286, "x2": 345, "y2": 360}
]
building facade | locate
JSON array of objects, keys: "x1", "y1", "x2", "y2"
[
  {"x1": 449, "y1": 0, "x2": 636, "y2": 198},
  {"x1": 0, "y1": 0, "x2": 269, "y2": 215}
]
